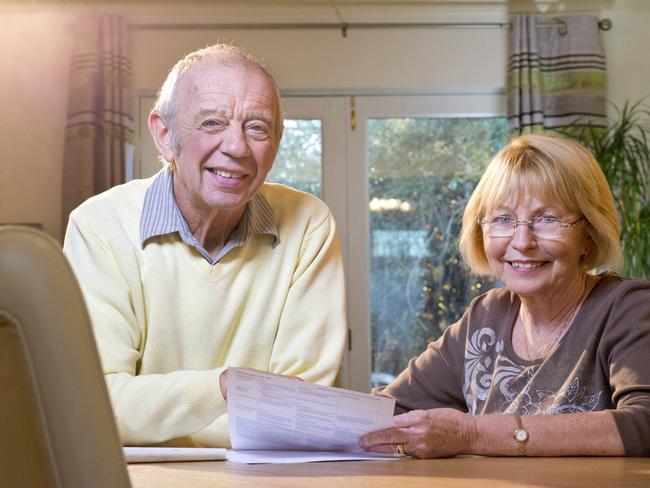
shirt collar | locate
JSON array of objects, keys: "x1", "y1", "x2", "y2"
[{"x1": 140, "y1": 165, "x2": 280, "y2": 252}]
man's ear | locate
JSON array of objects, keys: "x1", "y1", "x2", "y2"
[{"x1": 148, "y1": 110, "x2": 175, "y2": 162}]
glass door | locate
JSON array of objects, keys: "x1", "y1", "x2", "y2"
[
  {"x1": 347, "y1": 94, "x2": 508, "y2": 391},
  {"x1": 366, "y1": 116, "x2": 506, "y2": 385}
]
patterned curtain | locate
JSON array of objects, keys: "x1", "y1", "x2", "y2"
[
  {"x1": 507, "y1": 15, "x2": 607, "y2": 135},
  {"x1": 61, "y1": 15, "x2": 134, "y2": 227}
]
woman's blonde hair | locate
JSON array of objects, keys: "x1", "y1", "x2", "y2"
[{"x1": 459, "y1": 134, "x2": 622, "y2": 275}]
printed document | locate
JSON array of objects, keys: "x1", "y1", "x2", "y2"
[{"x1": 226, "y1": 368, "x2": 397, "y2": 463}]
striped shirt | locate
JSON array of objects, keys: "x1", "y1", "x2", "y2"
[{"x1": 139, "y1": 166, "x2": 280, "y2": 265}]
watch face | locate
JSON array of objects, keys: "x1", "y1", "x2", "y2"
[{"x1": 515, "y1": 428, "x2": 529, "y2": 442}]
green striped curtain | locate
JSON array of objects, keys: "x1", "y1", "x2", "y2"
[
  {"x1": 507, "y1": 15, "x2": 607, "y2": 135},
  {"x1": 61, "y1": 15, "x2": 134, "y2": 228}
]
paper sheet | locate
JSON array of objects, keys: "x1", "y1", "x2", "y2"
[
  {"x1": 226, "y1": 368, "x2": 396, "y2": 463},
  {"x1": 226, "y1": 449, "x2": 398, "y2": 464},
  {"x1": 123, "y1": 447, "x2": 227, "y2": 463}
]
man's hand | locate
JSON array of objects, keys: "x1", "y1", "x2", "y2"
[
  {"x1": 219, "y1": 369, "x2": 229, "y2": 400},
  {"x1": 357, "y1": 408, "x2": 476, "y2": 458}
]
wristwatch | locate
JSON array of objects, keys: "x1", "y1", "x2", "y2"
[{"x1": 513, "y1": 414, "x2": 529, "y2": 456}]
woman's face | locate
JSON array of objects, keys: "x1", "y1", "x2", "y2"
[{"x1": 483, "y1": 192, "x2": 591, "y2": 303}]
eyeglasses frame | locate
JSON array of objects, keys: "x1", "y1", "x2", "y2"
[{"x1": 479, "y1": 216, "x2": 585, "y2": 239}]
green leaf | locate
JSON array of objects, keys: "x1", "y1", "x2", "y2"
[{"x1": 561, "y1": 99, "x2": 650, "y2": 278}]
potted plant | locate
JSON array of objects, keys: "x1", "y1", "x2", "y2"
[{"x1": 568, "y1": 100, "x2": 650, "y2": 278}]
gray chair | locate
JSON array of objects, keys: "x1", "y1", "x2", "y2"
[{"x1": 0, "y1": 226, "x2": 130, "y2": 488}]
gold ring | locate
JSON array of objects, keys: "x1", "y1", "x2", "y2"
[{"x1": 394, "y1": 442, "x2": 406, "y2": 456}]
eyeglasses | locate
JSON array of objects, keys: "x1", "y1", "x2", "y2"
[{"x1": 480, "y1": 215, "x2": 585, "y2": 239}]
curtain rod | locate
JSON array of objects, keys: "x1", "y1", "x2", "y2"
[{"x1": 129, "y1": 18, "x2": 612, "y2": 38}]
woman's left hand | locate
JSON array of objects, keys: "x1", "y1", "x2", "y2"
[{"x1": 357, "y1": 408, "x2": 475, "y2": 458}]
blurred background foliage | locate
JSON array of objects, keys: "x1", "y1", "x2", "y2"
[
  {"x1": 269, "y1": 119, "x2": 322, "y2": 196},
  {"x1": 367, "y1": 117, "x2": 507, "y2": 378},
  {"x1": 566, "y1": 100, "x2": 650, "y2": 279}
]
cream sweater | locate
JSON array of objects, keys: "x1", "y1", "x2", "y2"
[{"x1": 64, "y1": 177, "x2": 347, "y2": 447}]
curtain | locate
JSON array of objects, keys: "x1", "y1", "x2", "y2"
[
  {"x1": 61, "y1": 15, "x2": 134, "y2": 227},
  {"x1": 507, "y1": 15, "x2": 607, "y2": 135}
]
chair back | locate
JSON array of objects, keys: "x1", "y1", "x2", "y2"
[{"x1": 0, "y1": 226, "x2": 130, "y2": 488}]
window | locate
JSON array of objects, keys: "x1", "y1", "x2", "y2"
[
  {"x1": 346, "y1": 94, "x2": 507, "y2": 391},
  {"x1": 268, "y1": 119, "x2": 322, "y2": 197},
  {"x1": 367, "y1": 117, "x2": 507, "y2": 383}
]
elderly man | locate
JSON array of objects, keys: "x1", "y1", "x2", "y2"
[{"x1": 63, "y1": 44, "x2": 346, "y2": 447}]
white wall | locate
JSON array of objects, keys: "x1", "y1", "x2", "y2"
[
  {"x1": 131, "y1": 27, "x2": 506, "y2": 96},
  {"x1": 602, "y1": 6, "x2": 650, "y2": 108},
  {"x1": 1, "y1": 0, "x2": 649, "y2": 242},
  {"x1": 0, "y1": 13, "x2": 73, "y2": 241}
]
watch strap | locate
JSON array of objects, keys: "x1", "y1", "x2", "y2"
[{"x1": 513, "y1": 414, "x2": 529, "y2": 456}]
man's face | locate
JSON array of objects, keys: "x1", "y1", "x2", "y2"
[{"x1": 170, "y1": 58, "x2": 280, "y2": 214}]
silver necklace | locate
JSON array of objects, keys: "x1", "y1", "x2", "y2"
[
  {"x1": 520, "y1": 307, "x2": 577, "y2": 359},
  {"x1": 519, "y1": 276, "x2": 594, "y2": 360}
]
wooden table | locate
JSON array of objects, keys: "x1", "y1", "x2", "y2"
[{"x1": 128, "y1": 456, "x2": 650, "y2": 487}]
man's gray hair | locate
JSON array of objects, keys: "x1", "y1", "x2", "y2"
[{"x1": 153, "y1": 43, "x2": 284, "y2": 154}]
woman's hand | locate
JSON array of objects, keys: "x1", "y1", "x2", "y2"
[{"x1": 357, "y1": 408, "x2": 476, "y2": 458}]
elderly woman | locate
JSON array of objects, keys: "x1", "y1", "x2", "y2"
[{"x1": 358, "y1": 134, "x2": 650, "y2": 458}]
